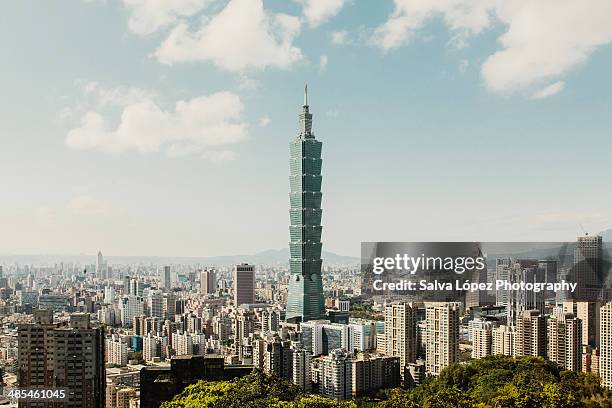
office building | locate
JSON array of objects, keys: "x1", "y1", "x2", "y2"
[
  {"x1": 147, "y1": 289, "x2": 164, "y2": 319},
  {"x1": 119, "y1": 296, "x2": 144, "y2": 327},
  {"x1": 162, "y1": 266, "x2": 171, "y2": 290},
  {"x1": 286, "y1": 86, "x2": 325, "y2": 323},
  {"x1": 233, "y1": 263, "x2": 255, "y2": 306},
  {"x1": 200, "y1": 269, "x2": 216, "y2": 294},
  {"x1": 300, "y1": 320, "x2": 353, "y2": 356},
  {"x1": 573, "y1": 235, "x2": 603, "y2": 302}
]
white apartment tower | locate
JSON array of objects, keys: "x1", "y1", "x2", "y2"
[
  {"x1": 425, "y1": 303, "x2": 459, "y2": 375},
  {"x1": 384, "y1": 302, "x2": 416, "y2": 375}
]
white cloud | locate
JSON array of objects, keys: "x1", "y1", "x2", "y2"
[
  {"x1": 481, "y1": 0, "x2": 612, "y2": 94},
  {"x1": 79, "y1": 80, "x2": 156, "y2": 108},
  {"x1": 66, "y1": 91, "x2": 248, "y2": 160},
  {"x1": 331, "y1": 30, "x2": 348, "y2": 45},
  {"x1": 154, "y1": 0, "x2": 303, "y2": 72},
  {"x1": 258, "y1": 115, "x2": 271, "y2": 127},
  {"x1": 296, "y1": 0, "x2": 348, "y2": 27},
  {"x1": 373, "y1": 0, "x2": 496, "y2": 51},
  {"x1": 121, "y1": 0, "x2": 214, "y2": 35},
  {"x1": 374, "y1": 0, "x2": 612, "y2": 97},
  {"x1": 68, "y1": 195, "x2": 111, "y2": 215},
  {"x1": 319, "y1": 55, "x2": 328, "y2": 71},
  {"x1": 530, "y1": 81, "x2": 565, "y2": 100}
]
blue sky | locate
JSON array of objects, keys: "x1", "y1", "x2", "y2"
[{"x1": 2, "y1": 0, "x2": 612, "y2": 257}]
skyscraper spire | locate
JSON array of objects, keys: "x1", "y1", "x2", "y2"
[{"x1": 299, "y1": 85, "x2": 313, "y2": 138}]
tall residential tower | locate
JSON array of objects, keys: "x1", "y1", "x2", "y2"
[{"x1": 286, "y1": 86, "x2": 325, "y2": 323}]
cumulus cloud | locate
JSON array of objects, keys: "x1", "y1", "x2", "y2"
[
  {"x1": 154, "y1": 0, "x2": 303, "y2": 72},
  {"x1": 79, "y1": 80, "x2": 157, "y2": 108},
  {"x1": 68, "y1": 195, "x2": 111, "y2": 215},
  {"x1": 296, "y1": 0, "x2": 348, "y2": 27},
  {"x1": 530, "y1": 81, "x2": 565, "y2": 100},
  {"x1": 373, "y1": 0, "x2": 496, "y2": 51},
  {"x1": 121, "y1": 0, "x2": 214, "y2": 35},
  {"x1": 66, "y1": 91, "x2": 248, "y2": 160},
  {"x1": 481, "y1": 0, "x2": 612, "y2": 94},
  {"x1": 374, "y1": 0, "x2": 612, "y2": 97}
]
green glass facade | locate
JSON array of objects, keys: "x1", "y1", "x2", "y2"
[{"x1": 286, "y1": 88, "x2": 325, "y2": 323}]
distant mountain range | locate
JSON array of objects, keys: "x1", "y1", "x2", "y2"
[{"x1": 0, "y1": 248, "x2": 359, "y2": 266}]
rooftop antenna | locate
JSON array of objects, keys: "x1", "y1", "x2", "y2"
[
  {"x1": 304, "y1": 83, "x2": 308, "y2": 106},
  {"x1": 579, "y1": 223, "x2": 588, "y2": 236}
]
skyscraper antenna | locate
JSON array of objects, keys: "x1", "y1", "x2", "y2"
[{"x1": 304, "y1": 83, "x2": 308, "y2": 106}]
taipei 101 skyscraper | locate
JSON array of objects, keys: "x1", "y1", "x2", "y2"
[{"x1": 285, "y1": 85, "x2": 325, "y2": 323}]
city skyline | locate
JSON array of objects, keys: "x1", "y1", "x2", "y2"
[{"x1": 3, "y1": 1, "x2": 612, "y2": 257}]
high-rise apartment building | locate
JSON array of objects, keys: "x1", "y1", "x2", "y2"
[
  {"x1": 425, "y1": 304, "x2": 459, "y2": 375},
  {"x1": 317, "y1": 349, "x2": 353, "y2": 400},
  {"x1": 547, "y1": 312, "x2": 581, "y2": 371},
  {"x1": 233, "y1": 263, "x2": 255, "y2": 307},
  {"x1": 577, "y1": 301, "x2": 601, "y2": 348},
  {"x1": 292, "y1": 345, "x2": 312, "y2": 393},
  {"x1": 143, "y1": 333, "x2": 168, "y2": 362},
  {"x1": 351, "y1": 353, "x2": 401, "y2": 397},
  {"x1": 105, "y1": 334, "x2": 128, "y2": 366},
  {"x1": 599, "y1": 302, "x2": 612, "y2": 389},
  {"x1": 514, "y1": 309, "x2": 546, "y2": 357},
  {"x1": 286, "y1": 87, "x2": 325, "y2": 323},
  {"x1": 470, "y1": 318, "x2": 498, "y2": 359},
  {"x1": 18, "y1": 312, "x2": 105, "y2": 408},
  {"x1": 253, "y1": 335, "x2": 293, "y2": 379},
  {"x1": 384, "y1": 303, "x2": 416, "y2": 375},
  {"x1": 492, "y1": 325, "x2": 515, "y2": 356},
  {"x1": 234, "y1": 309, "x2": 255, "y2": 361}
]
